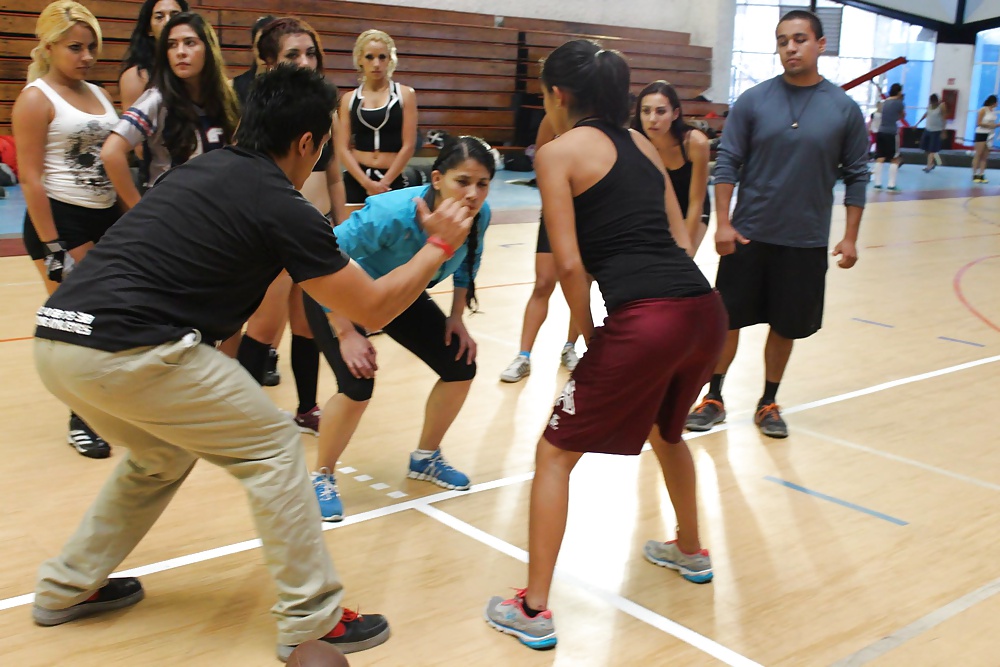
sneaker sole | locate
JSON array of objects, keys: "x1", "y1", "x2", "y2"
[
  {"x1": 685, "y1": 415, "x2": 725, "y2": 432},
  {"x1": 320, "y1": 513, "x2": 344, "y2": 522},
  {"x1": 67, "y1": 434, "x2": 111, "y2": 459},
  {"x1": 407, "y1": 470, "x2": 470, "y2": 491},
  {"x1": 483, "y1": 614, "x2": 557, "y2": 650},
  {"x1": 643, "y1": 551, "x2": 714, "y2": 584},
  {"x1": 499, "y1": 371, "x2": 530, "y2": 383},
  {"x1": 277, "y1": 626, "x2": 391, "y2": 661},
  {"x1": 296, "y1": 426, "x2": 320, "y2": 437},
  {"x1": 33, "y1": 588, "x2": 145, "y2": 626},
  {"x1": 757, "y1": 426, "x2": 788, "y2": 439}
]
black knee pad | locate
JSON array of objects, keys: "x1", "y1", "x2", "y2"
[
  {"x1": 340, "y1": 377, "x2": 375, "y2": 402},
  {"x1": 440, "y1": 360, "x2": 477, "y2": 383}
]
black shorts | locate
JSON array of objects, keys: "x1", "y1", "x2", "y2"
[
  {"x1": 875, "y1": 132, "x2": 899, "y2": 160},
  {"x1": 920, "y1": 130, "x2": 942, "y2": 153},
  {"x1": 304, "y1": 291, "x2": 476, "y2": 402},
  {"x1": 536, "y1": 215, "x2": 550, "y2": 253},
  {"x1": 975, "y1": 132, "x2": 989, "y2": 144},
  {"x1": 23, "y1": 198, "x2": 120, "y2": 261},
  {"x1": 714, "y1": 240, "x2": 828, "y2": 340},
  {"x1": 343, "y1": 165, "x2": 408, "y2": 205}
]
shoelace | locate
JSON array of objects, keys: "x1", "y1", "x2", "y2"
[
  {"x1": 756, "y1": 403, "x2": 781, "y2": 421},
  {"x1": 425, "y1": 454, "x2": 457, "y2": 477},
  {"x1": 340, "y1": 608, "x2": 360, "y2": 623},
  {"x1": 695, "y1": 399, "x2": 723, "y2": 414},
  {"x1": 314, "y1": 475, "x2": 338, "y2": 501}
]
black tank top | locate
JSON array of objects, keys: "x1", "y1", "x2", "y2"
[
  {"x1": 571, "y1": 119, "x2": 711, "y2": 312},
  {"x1": 349, "y1": 82, "x2": 404, "y2": 153},
  {"x1": 666, "y1": 133, "x2": 711, "y2": 220}
]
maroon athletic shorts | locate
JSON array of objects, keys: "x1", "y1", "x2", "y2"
[{"x1": 544, "y1": 292, "x2": 727, "y2": 455}]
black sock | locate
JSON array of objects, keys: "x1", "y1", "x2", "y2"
[
  {"x1": 237, "y1": 335, "x2": 271, "y2": 384},
  {"x1": 760, "y1": 380, "x2": 780, "y2": 407},
  {"x1": 292, "y1": 334, "x2": 320, "y2": 415},
  {"x1": 522, "y1": 601, "x2": 543, "y2": 618},
  {"x1": 706, "y1": 373, "x2": 725, "y2": 401}
]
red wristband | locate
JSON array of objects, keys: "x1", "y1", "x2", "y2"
[{"x1": 426, "y1": 235, "x2": 456, "y2": 259}]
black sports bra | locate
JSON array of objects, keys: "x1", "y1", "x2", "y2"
[{"x1": 349, "y1": 82, "x2": 404, "y2": 153}]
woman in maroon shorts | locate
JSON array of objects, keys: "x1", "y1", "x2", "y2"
[{"x1": 484, "y1": 39, "x2": 727, "y2": 650}]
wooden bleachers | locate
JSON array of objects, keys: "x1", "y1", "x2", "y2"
[{"x1": 0, "y1": 0, "x2": 726, "y2": 149}]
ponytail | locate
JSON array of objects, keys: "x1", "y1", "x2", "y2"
[{"x1": 541, "y1": 39, "x2": 631, "y2": 127}]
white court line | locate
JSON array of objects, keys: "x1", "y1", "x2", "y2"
[
  {"x1": 794, "y1": 426, "x2": 1000, "y2": 493},
  {"x1": 829, "y1": 576, "x2": 1000, "y2": 666},
  {"x1": 2, "y1": 354, "x2": 998, "y2": 640},
  {"x1": 0, "y1": 472, "x2": 534, "y2": 614},
  {"x1": 416, "y1": 505, "x2": 763, "y2": 667}
]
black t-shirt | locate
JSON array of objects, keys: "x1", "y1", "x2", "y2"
[
  {"x1": 36, "y1": 146, "x2": 349, "y2": 351},
  {"x1": 572, "y1": 119, "x2": 710, "y2": 312}
]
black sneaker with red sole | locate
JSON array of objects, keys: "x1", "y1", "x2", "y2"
[
  {"x1": 277, "y1": 608, "x2": 390, "y2": 661},
  {"x1": 33, "y1": 577, "x2": 144, "y2": 626}
]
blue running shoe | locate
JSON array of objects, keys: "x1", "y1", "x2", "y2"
[
  {"x1": 484, "y1": 589, "x2": 557, "y2": 650},
  {"x1": 407, "y1": 450, "x2": 470, "y2": 490},
  {"x1": 311, "y1": 468, "x2": 343, "y2": 522}
]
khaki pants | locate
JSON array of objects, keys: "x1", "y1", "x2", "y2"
[{"x1": 33, "y1": 334, "x2": 342, "y2": 646}]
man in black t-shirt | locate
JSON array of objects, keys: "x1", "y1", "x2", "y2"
[{"x1": 30, "y1": 67, "x2": 473, "y2": 661}]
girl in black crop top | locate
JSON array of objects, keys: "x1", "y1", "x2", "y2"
[
  {"x1": 335, "y1": 30, "x2": 418, "y2": 205},
  {"x1": 484, "y1": 41, "x2": 727, "y2": 648},
  {"x1": 235, "y1": 17, "x2": 347, "y2": 436},
  {"x1": 633, "y1": 80, "x2": 712, "y2": 253}
]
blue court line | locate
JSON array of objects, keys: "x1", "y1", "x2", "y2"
[
  {"x1": 851, "y1": 317, "x2": 894, "y2": 328},
  {"x1": 938, "y1": 336, "x2": 985, "y2": 348},
  {"x1": 764, "y1": 476, "x2": 909, "y2": 526}
]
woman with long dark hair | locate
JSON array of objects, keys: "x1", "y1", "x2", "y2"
[
  {"x1": 973, "y1": 94, "x2": 997, "y2": 183},
  {"x1": 118, "y1": 0, "x2": 188, "y2": 112},
  {"x1": 484, "y1": 40, "x2": 725, "y2": 650},
  {"x1": 102, "y1": 12, "x2": 239, "y2": 209},
  {"x1": 235, "y1": 16, "x2": 347, "y2": 435},
  {"x1": 633, "y1": 80, "x2": 712, "y2": 252},
  {"x1": 303, "y1": 136, "x2": 494, "y2": 522}
]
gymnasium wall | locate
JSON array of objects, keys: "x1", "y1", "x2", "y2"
[{"x1": 345, "y1": 0, "x2": 737, "y2": 102}]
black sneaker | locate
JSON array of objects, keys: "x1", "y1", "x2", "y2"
[
  {"x1": 754, "y1": 403, "x2": 788, "y2": 439},
  {"x1": 263, "y1": 348, "x2": 281, "y2": 387},
  {"x1": 685, "y1": 398, "x2": 726, "y2": 432},
  {"x1": 277, "y1": 607, "x2": 390, "y2": 661},
  {"x1": 33, "y1": 577, "x2": 144, "y2": 626},
  {"x1": 68, "y1": 414, "x2": 111, "y2": 459}
]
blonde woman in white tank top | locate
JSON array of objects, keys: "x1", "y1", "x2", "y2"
[{"x1": 12, "y1": 1, "x2": 119, "y2": 459}]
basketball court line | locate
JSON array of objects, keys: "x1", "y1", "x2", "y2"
[
  {"x1": 763, "y1": 476, "x2": 908, "y2": 526},
  {"x1": 829, "y1": 575, "x2": 1000, "y2": 667},
  {"x1": 1, "y1": 352, "x2": 999, "y2": 662},
  {"x1": 416, "y1": 504, "x2": 764, "y2": 667}
]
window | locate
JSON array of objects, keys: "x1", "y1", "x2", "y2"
[
  {"x1": 969, "y1": 28, "x2": 1000, "y2": 147},
  {"x1": 731, "y1": 1, "x2": 937, "y2": 125}
]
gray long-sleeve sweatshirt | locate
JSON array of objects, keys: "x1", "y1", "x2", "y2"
[{"x1": 715, "y1": 76, "x2": 869, "y2": 248}]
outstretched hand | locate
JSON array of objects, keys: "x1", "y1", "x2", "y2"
[{"x1": 415, "y1": 197, "x2": 473, "y2": 252}]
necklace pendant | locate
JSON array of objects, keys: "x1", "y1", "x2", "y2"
[{"x1": 791, "y1": 122, "x2": 799, "y2": 129}]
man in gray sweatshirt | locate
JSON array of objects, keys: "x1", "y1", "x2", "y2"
[{"x1": 686, "y1": 9, "x2": 869, "y2": 439}]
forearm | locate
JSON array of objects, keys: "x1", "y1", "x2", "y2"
[
  {"x1": 103, "y1": 149, "x2": 142, "y2": 209},
  {"x1": 328, "y1": 180, "x2": 347, "y2": 224},
  {"x1": 843, "y1": 205, "x2": 863, "y2": 242},
  {"x1": 715, "y1": 183, "x2": 735, "y2": 227},
  {"x1": 327, "y1": 311, "x2": 357, "y2": 337},
  {"x1": 336, "y1": 138, "x2": 369, "y2": 184},
  {"x1": 556, "y1": 264, "x2": 594, "y2": 343},
  {"x1": 22, "y1": 180, "x2": 58, "y2": 241},
  {"x1": 381, "y1": 141, "x2": 415, "y2": 184},
  {"x1": 450, "y1": 287, "x2": 468, "y2": 319}
]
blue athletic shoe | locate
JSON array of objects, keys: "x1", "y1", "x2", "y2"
[
  {"x1": 311, "y1": 468, "x2": 343, "y2": 522},
  {"x1": 643, "y1": 540, "x2": 714, "y2": 583},
  {"x1": 407, "y1": 450, "x2": 470, "y2": 490}
]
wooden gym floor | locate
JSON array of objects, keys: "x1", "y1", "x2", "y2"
[{"x1": 0, "y1": 190, "x2": 998, "y2": 666}]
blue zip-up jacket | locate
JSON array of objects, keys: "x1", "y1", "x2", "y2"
[{"x1": 333, "y1": 185, "x2": 490, "y2": 289}]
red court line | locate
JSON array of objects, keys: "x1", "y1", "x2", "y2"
[
  {"x1": 953, "y1": 255, "x2": 1000, "y2": 333},
  {"x1": 0, "y1": 336, "x2": 33, "y2": 344}
]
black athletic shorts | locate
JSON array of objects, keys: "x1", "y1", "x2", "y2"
[
  {"x1": 714, "y1": 240, "x2": 828, "y2": 340},
  {"x1": 23, "y1": 198, "x2": 120, "y2": 261},
  {"x1": 343, "y1": 165, "x2": 408, "y2": 205},
  {"x1": 975, "y1": 132, "x2": 989, "y2": 143},
  {"x1": 304, "y1": 291, "x2": 476, "y2": 402},
  {"x1": 536, "y1": 215, "x2": 550, "y2": 253},
  {"x1": 875, "y1": 131, "x2": 899, "y2": 160}
]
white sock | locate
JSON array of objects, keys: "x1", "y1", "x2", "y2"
[
  {"x1": 872, "y1": 162, "x2": 883, "y2": 186},
  {"x1": 563, "y1": 342, "x2": 575, "y2": 350},
  {"x1": 412, "y1": 448, "x2": 437, "y2": 460},
  {"x1": 934, "y1": 153, "x2": 943, "y2": 166},
  {"x1": 888, "y1": 163, "x2": 899, "y2": 187}
]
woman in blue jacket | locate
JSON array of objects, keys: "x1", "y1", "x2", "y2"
[{"x1": 303, "y1": 136, "x2": 494, "y2": 521}]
